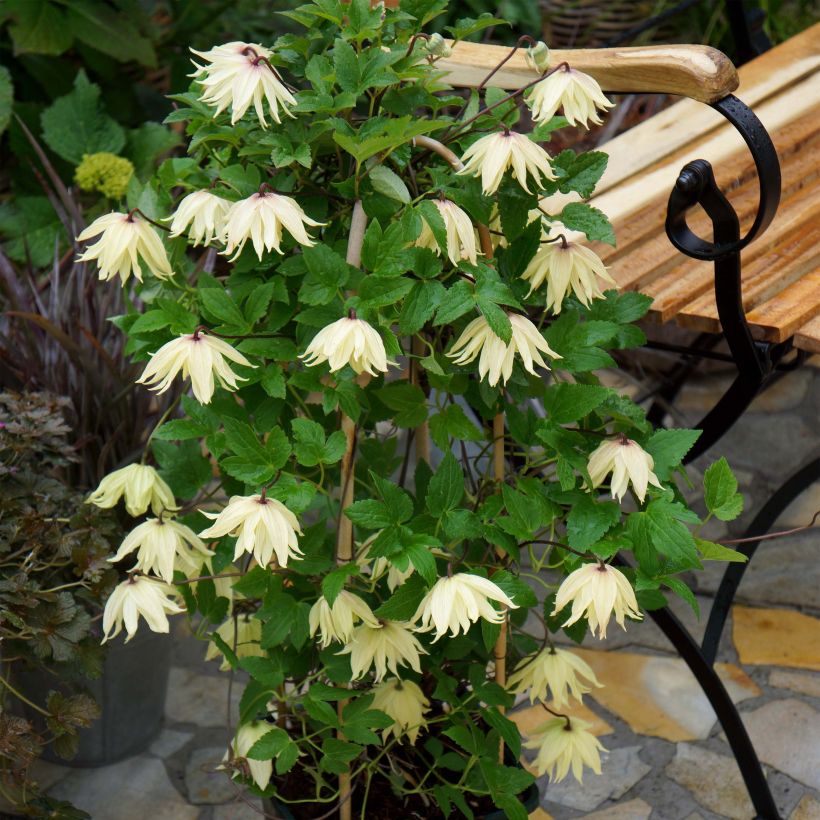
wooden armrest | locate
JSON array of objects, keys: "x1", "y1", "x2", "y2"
[{"x1": 439, "y1": 41, "x2": 739, "y2": 104}]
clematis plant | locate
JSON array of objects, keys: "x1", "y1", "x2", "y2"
[{"x1": 82, "y1": 3, "x2": 747, "y2": 817}]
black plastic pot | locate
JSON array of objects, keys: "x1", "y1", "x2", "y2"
[
  {"x1": 14, "y1": 628, "x2": 172, "y2": 767},
  {"x1": 262, "y1": 774, "x2": 540, "y2": 819}
]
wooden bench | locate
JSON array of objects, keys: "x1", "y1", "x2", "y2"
[{"x1": 442, "y1": 27, "x2": 819, "y2": 820}]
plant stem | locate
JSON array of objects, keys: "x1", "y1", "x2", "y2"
[
  {"x1": 336, "y1": 198, "x2": 368, "y2": 820},
  {"x1": 492, "y1": 410, "x2": 508, "y2": 764},
  {"x1": 0, "y1": 674, "x2": 50, "y2": 717}
]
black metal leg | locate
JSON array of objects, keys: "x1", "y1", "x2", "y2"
[
  {"x1": 647, "y1": 605, "x2": 781, "y2": 820},
  {"x1": 701, "y1": 457, "x2": 820, "y2": 664}
]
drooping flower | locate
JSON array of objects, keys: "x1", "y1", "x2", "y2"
[
  {"x1": 447, "y1": 312, "x2": 560, "y2": 387},
  {"x1": 412, "y1": 573, "x2": 518, "y2": 641},
  {"x1": 102, "y1": 575, "x2": 185, "y2": 643},
  {"x1": 228, "y1": 721, "x2": 273, "y2": 790},
  {"x1": 507, "y1": 647, "x2": 601, "y2": 708},
  {"x1": 524, "y1": 717, "x2": 606, "y2": 783},
  {"x1": 309, "y1": 591, "x2": 379, "y2": 648},
  {"x1": 109, "y1": 517, "x2": 213, "y2": 584},
  {"x1": 371, "y1": 679, "x2": 430, "y2": 745},
  {"x1": 190, "y1": 41, "x2": 296, "y2": 127},
  {"x1": 77, "y1": 212, "x2": 172, "y2": 284},
  {"x1": 527, "y1": 67, "x2": 614, "y2": 128},
  {"x1": 587, "y1": 437, "x2": 663, "y2": 503},
  {"x1": 521, "y1": 240, "x2": 616, "y2": 314},
  {"x1": 338, "y1": 621, "x2": 426, "y2": 682},
  {"x1": 416, "y1": 199, "x2": 478, "y2": 266},
  {"x1": 167, "y1": 190, "x2": 232, "y2": 246},
  {"x1": 222, "y1": 191, "x2": 322, "y2": 261},
  {"x1": 300, "y1": 316, "x2": 395, "y2": 376},
  {"x1": 137, "y1": 332, "x2": 254, "y2": 405},
  {"x1": 458, "y1": 131, "x2": 556, "y2": 195},
  {"x1": 205, "y1": 614, "x2": 264, "y2": 671},
  {"x1": 87, "y1": 463, "x2": 176, "y2": 517},
  {"x1": 552, "y1": 562, "x2": 642, "y2": 639},
  {"x1": 199, "y1": 494, "x2": 303, "y2": 568}
]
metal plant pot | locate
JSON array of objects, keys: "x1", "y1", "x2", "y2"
[{"x1": 14, "y1": 628, "x2": 172, "y2": 767}]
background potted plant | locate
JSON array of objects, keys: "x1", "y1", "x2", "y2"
[{"x1": 76, "y1": 1, "x2": 748, "y2": 817}]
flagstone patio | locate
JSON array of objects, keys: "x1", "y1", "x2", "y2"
[{"x1": 30, "y1": 359, "x2": 820, "y2": 819}]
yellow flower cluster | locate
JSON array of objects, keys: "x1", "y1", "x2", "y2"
[{"x1": 74, "y1": 152, "x2": 134, "y2": 199}]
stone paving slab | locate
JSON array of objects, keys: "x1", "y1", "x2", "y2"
[{"x1": 733, "y1": 606, "x2": 820, "y2": 670}]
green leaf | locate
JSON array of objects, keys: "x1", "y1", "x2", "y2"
[
  {"x1": 66, "y1": 0, "x2": 156, "y2": 66},
  {"x1": 333, "y1": 38, "x2": 360, "y2": 93},
  {"x1": 299, "y1": 244, "x2": 351, "y2": 306},
  {"x1": 406, "y1": 541, "x2": 438, "y2": 585},
  {"x1": 559, "y1": 202, "x2": 615, "y2": 245},
  {"x1": 152, "y1": 439, "x2": 212, "y2": 499},
  {"x1": 399, "y1": 280, "x2": 446, "y2": 334},
  {"x1": 6, "y1": 0, "x2": 73, "y2": 55},
  {"x1": 543, "y1": 383, "x2": 610, "y2": 424},
  {"x1": 200, "y1": 288, "x2": 247, "y2": 330},
  {"x1": 566, "y1": 495, "x2": 621, "y2": 550},
  {"x1": 127, "y1": 123, "x2": 179, "y2": 179},
  {"x1": 40, "y1": 71, "x2": 125, "y2": 164},
  {"x1": 358, "y1": 275, "x2": 414, "y2": 309},
  {"x1": 0, "y1": 67, "x2": 12, "y2": 135},
  {"x1": 553, "y1": 149, "x2": 609, "y2": 198},
  {"x1": 703, "y1": 457, "x2": 744, "y2": 521},
  {"x1": 376, "y1": 383, "x2": 428, "y2": 428},
  {"x1": 374, "y1": 575, "x2": 428, "y2": 620},
  {"x1": 429, "y1": 404, "x2": 483, "y2": 450},
  {"x1": 292, "y1": 418, "x2": 346, "y2": 467},
  {"x1": 247, "y1": 726, "x2": 290, "y2": 760},
  {"x1": 434, "y1": 280, "x2": 474, "y2": 326},
  {"x1": 696, "y1": 538, "x2": 748, "y2": 563},
  {"x1": 645, "y1": 429, "x2": 701, "y2": 480},
  {"x1": 427, "y1": 452, "x2": 464, "y2": 517},
  {"x1": 482, "y1": 706, "x2": 521, "y2": 758},
  {"x1": 444, "y1": 13, "x2": 504, "y2": 40},
  {"x1": 322, "y1": 564, "x2": 360, "y2": 606},
  {"x1": 644, "y1": 500, "x2": 701, "y2": 568},
  {"x1": 368, "y1": 165, "x2": 410, "y2": 203}
]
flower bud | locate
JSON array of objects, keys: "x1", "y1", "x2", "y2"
[
  {"x1": 425, "y1": 33, "x2": 452, "y2": 58},
  {"x1": 526, "y1": 41, "x2": 550, "y2": 74}
]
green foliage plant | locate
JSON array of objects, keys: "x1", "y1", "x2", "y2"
[{"x1": 78, "y1": 2, "x2": 748, "y2": 817}]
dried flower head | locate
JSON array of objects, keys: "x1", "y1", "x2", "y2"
[
  {"x1": 300, "y1": 317, "x2": 395, "y2": 376},
  {"x1": 524, "y1": 717, "x2": 606, "y2": 783},
  {"x1": 587, "y1": 437, "x2": 662, "y2": 503},
  {"x1": 371, "y1": 678, "x2": 430, "y2": 744},
  {"x1": 167, "y1": 190, "x2": 232, "y2": 246},
  {"x1": 137, "y1": 332, "x2": 254, "y2": 405},
  {"x1": 87, "y1": 463, "x2": 176, "y2": 517},
  {"x1": 528, "y1": 67, "x2": 614, "y2": 128},
  {"x1": 102, "y1": 575, "x2": 185, "y2": 643},
  {"x1": 508, "y1": 647, "x2": 601, "y2": 707}
]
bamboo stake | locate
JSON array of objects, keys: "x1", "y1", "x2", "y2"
[{"x1": 336, "y1": 199, "x2": 368, "y2": 820}]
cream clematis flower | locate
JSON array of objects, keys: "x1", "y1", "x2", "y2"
[
  {"x1": 205, "y1": 614, "x2": 264, "y2": 671},
  {"x1": 357, "y1": 536, "x2": 416, "y2": 591},
  {"x1": 228, "y1": 721, "x2": 273, "y2": 790},
  {"x1": 587, "y1": 437, "x2": 663, "y2": 503},
  {"x1": 102, "y1": 575, "x2": 185, "y2": 643},
  {"x1": 223, "y1": 191, "x2": 322, "y2": 261},
  {"x1": 524, "y1": 717, "x2": 606, "y2": 783},
  {"x1": 412, "y1": 573, "x2": 518, "y2": 641},
  {"x1": 199, "y1": 494, "x2": 303, "y2": 568},
  {"x1": 167, "y1": 190, "x2": 232, "y2": 246},
  {"x1": 87, "y1": 463, "x2": 176, "y2": 517},
  {"x1": 522, "y1": 240, "x2": 616, "y2": 313},
  {"x1": 300, "y1": 316, "x2": 395, "y2": 376},
  {"x1": 552, "y1": 562, "x2": 642, "y2": 639},
  {"x1": 447, "y1": 312, "x2": 560, "y2": 387},
  {"x1": 109, "y1": 517, "x2": 213, "y2": 584},
  {"x1": 309, "y1": 591, "x2": 379, "y2": 648},
  {"x1": 458, "y1": 131, "x2": 556, "y2": 195},
  {"x1": 508, "y1": 647, "x2": 601, "y2": 708},
  {"x1": 338, "y1": 620, "x2": 426, "y2": 682},
  {"x1": 137, "y1": 332, "x2": 254, "y2": 405},
  {"x1": 371, "y1": 679, "x2": 430, "y2": 745},
  {"x1": 527, "y1": 67, "x2": 614, "y2": 128},
  {"x1": 77, "y1": 212, "x2": 172, "y2": 284},
  {"x1": 416, "y1": 199, "x2": 478, "y2": 266},
  {"x1": 190, "y1": 42, "x2": 296, "y2": 127}
]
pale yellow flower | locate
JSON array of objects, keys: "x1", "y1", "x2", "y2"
[
  {"x1": 338, "y1": 621, "x2": 426, "y2": 682},
  {"x1": 205, "y1": 614, "x2": 264, "y2": 671},
  {"x1": 223, "y1": 192, "x2": 322, "y2": 261},
  {"x1": 77, "y1": 212, "x2": 172, "y2": 284},
  {"x1": 416, "y1": 199, "x2": 478, "y2": 266},
  {"x1": 447, "y1": 312, "x2": 560, "y2": 387},
  {"x1": 371, "y1": 678, "x2": 430, "y2": 745},
  {"x1": 190, "y1": 41, "x2": 296, "y2": 127},
  {"x1": 587, "y1": 437, "x2": 662, "y2": 503},
  {"x1": 524, "y1": 717, "x2": 606, "y2": 783},
  {"x1": 300, "y1": 316, "x2": 395, "y2": 376},
  {"x1": 525, "y1": 41, "x2": 550, "y2": 74},
  {"x1": 87, "y1": 463, "x2": 176, "y2": 517},
  {"x1": 527, "y1": 67, "x2": 614, "y2": 128},
  {"x1": 412, "y1": 573, "x2": 517, "y2": 641},
  {"x1": 552, "y1": 562, "x2": 642, "y2": 639},
  {"x1": 199, "y1": 494, "x2": 303, "y2": 568},
  {"x1": 167, "y1": 190, "x2": 232, "y2": 246},
  {"x1": 309, "y1": 591, "x2": 379, "y2": 648},
  {"x1": 508, "y1": 647, "x2": 601, "y2": 708},
  {"x1": 522, "y1": 240, "x2": 615, "y2": 314},
  {"x1": 458, "y1": 131, "x2": 556, "y2": 195},
  {"x1": 110, "y1": 517, "x2": 213, "y2": 584},
  {"x1": 102, "y1": 575, "x2": 185, "y2": 643},
  {"x1": 137, "y1": 332, "x2": 254, "y2": 405},
  {"x1": 229, "y1": 721, "x2": 273, "y2": 790}
]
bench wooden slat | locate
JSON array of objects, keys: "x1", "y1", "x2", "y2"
[
  {"x1": 794, "y1": 316, "x2": 820, "y2": 354},
  {"x1": 741, "y1": 269, "x2": 820, "y2": 343},
  {"x1": 441, "y1": 42, "x2": 739, "y2": 103}
]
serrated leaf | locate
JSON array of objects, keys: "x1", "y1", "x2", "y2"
[
  {"x1": 559, "y1": 202, "x2": 615, "y2": 245},
  {"x1": 696, "y1": 538, "x2": 748, "y2": 563},
  {"x1": 427, "y1": 452, "x2": 464, "y2": 517},
  {"x1": 369, "y1": 165, "x2": 410, "y2": 203},
  {"x1": 645, "y1": 428, "x2": 701, "y2": 480},
  {"x1": 703, "y1": 457, "x2": 744, "y2": 521},
  {"x1": 543, "y1": 383, "x2": 610, "y2": 424},
  {"x1": 566, "y1": 495, "x2": 621, "y2": 550},
  {"x1": 376, "y1": 383, "x2": 428, "y2": 428}
]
